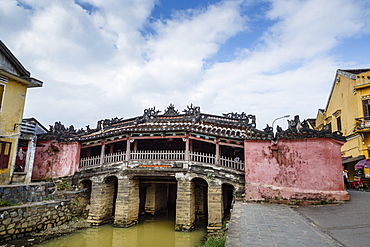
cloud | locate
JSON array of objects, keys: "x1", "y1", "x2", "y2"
[{"x1": 1, "y1": 0, "x2": 370, "y2": 130}]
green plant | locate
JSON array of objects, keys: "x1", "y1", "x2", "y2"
[
  {"x1": 320, "y1": 200, "x2": 328, "y2": 205},
  {"x1": 206, "y1": 173, "x2": 215, "y2": 181},
  {"x1": 196, "y1": 230, "x2": 227, "y2": 247},
  {"x1": 0, "y1": 199, "x2": 14, "y2": 207},
  {"x1": 57, "y1": 178, "x2": 69, "y2": 190}
]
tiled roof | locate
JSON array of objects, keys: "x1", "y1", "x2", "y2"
[{"x1": 338, "y1": 68, "x2": 370, "y2": 75}]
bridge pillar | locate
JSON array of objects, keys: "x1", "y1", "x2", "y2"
[
  {"x1": 114, "y1": 176, "x2": 140, "y2": 227},
  {"x1": 145, "y1": 183, "x2": 169, "y2": 215},
  {"x1": 207, "y1": 181, "x2": 223, "y2": 232},
  {"x1": 175, "y1": 177, "x2": 195, "y2": 231},
  {"x1": 87, "y1": 176, "x2": 117, "y2": 225}
]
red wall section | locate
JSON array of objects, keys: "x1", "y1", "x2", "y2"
[
  {"x1": 244, "y1": 138, "x2": 349, "y2": 201},
  {"x1": 32, "y1": 140, "x2": 80, "y2": 180}
]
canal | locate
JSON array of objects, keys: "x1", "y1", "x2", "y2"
[{"x1": 35, "y1": 213, "x2": 207, "y2": 247}]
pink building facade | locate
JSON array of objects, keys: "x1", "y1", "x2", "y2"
[
  {"x1": 32, "y1": 140, "x2": 80, "y2": 180},
  {"x1": 244, "y1": 138, "x2": 349, "y2": 201}
]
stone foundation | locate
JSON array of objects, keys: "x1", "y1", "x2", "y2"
[
  {"x1": 0, "y1": 182, "x2": 55, "y2": 205},
  {"x1": 0, "y1": 200, "x2": 71, "y2": 241}
]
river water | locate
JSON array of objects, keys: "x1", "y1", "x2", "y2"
[{"x1": 35, "y1": 214, "x2": 207, "y2": 247}]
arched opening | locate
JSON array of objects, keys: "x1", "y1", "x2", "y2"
[
  {"x1": 192, "y1": 178, "x2": 208, "y2": 223},
  {"x1": 78, "y1": 180, "x2": 92, "y2": 218},
  {"x1": 102, "y1": 176, "x2": 118, "y2": 221},
  {"x1": 138, "y1": 176, "x2": 177, "y2": 217},
  {"x1": 222, "y1": 183, "x2": 235, "y2": 221}
]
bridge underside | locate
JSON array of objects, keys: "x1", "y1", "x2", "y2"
[{"x1": 74, "y1": 162, "x2": 244, "y2": 232}]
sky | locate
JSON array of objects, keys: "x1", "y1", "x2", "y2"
[{"x1": 1, "y1": 0, "x2": 370, "y2": 131}]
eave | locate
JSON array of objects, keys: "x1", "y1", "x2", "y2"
[{"x1": 0, "y1": 69, "x2": 43, "y2": 88}]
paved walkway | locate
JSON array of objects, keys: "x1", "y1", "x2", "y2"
[
  {"x1": 296, "y1": 190, "x2": 370, "y2": 247},
  {"x1": 225, "y1": 202, "x2": 342, "y2": 247}
]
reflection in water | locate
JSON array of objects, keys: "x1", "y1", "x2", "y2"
[{"x1": 35, "y1": 214, "x2": 207, "y2": 247}]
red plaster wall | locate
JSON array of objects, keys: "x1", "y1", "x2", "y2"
[
  {"x1": 244, "y1": 138, "x2": 349, "y2": 201},
  {"x1": 32, "y1": 140, "x2": 81, "y2": 180}
]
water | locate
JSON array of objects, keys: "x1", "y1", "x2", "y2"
[{"x1": 35, "y1": 215, "x2": 207, "y2": 247}]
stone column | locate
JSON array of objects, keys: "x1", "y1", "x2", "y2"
[
  {"x1": 125, "y1": 134, "x2": 131, "y2": 161},
  {"x1": 215, "y1": 138, "x2": 220, "y2": 165},
  {"x1": 100, "y1": 141, "x2": 106, "y2": 165},
  {"x1": 24, "y1": 136, "x2": 37, "y2": 183},
  {"x1": 145, "y1": 183, "x2": 156, "y2": 215},
  {"x1": 87, "y1": 178, "x2": 104, "y2": 225},
  {"x1": 114, "y1": 176, "x2": 140, "y2": 227},
  {"x1": 185, "y1": 133, "x2": 190, "y2": 161},
  {"x1": 175, "y1": 175, "x2": 195, "y2": 231},
  {"x1": 207, "y1": 180, "x2": 223, "y2": 232}
]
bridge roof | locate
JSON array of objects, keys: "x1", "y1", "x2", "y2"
[
  {"x1": 38, "y1": 104, "x2": 345, "y2": 142},
  {"x1": 77, "y1": 111, "x2": 268, "y2": 142}
]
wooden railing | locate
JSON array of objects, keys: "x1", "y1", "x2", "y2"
[
  {"x1": 104, "y1": 151, "x2": 126, "y2": 164},
  {"x1": 190, "y1": 152, "x2": 215, "y2": 164},
  {"x1": 220, "y1": 156, "x2": 244, "y2": 170},
  {"x1": 79, "y1": 150, "x2": 244, "y2": 170},
  {"x1": 131, "y1": 150, "x2": 185, "y2": 160},
  {"x1": 79, "y1": 155, "x2": 101, "y2": 168}
]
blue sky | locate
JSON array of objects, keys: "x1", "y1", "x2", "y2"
[{"x1": 1, "y1": 0, "x2": 370, "y2": 130}]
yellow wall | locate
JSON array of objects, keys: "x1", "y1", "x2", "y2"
[
  {"x1": 317, "y1": 71, "x2": 370, "y2": 159},
  {"x1": 0, "y1": 78, "x2": 28, "y2": 183}
]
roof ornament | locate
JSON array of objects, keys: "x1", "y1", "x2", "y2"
[
  {"x1": 183, "y1": 104, "x2": 201, "y2": 123},
  {"x1": 223, "y1": 112, "x2": 256, "y2": 128},
  {"x1": 274, "y1": 115, "x2": 346, "y2": 142},
  {"x1": 96, "y1": 117, "x2": 123, "y2": 130},
  {"x1": 134, "y1": 106, "x2": 161, "y2": 125},
  {"x1": 163, "y1": 104, "x2": 180, "y2": 116},
  {"x1": 48, "y1": 121, "x2": 87, "y2": 139}
]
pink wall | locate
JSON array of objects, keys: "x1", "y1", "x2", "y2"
[
  {"x1": 244, "y1": 138, "x2": 349, "y2": 201},
  {"x1": 32, "y1": 140, "x2": 81, "y2": 180}
]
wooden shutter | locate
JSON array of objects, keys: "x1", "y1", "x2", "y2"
[
  {"x1": 0, "y1": 142, "x2": 11, "y2": 169},
  {"x1": 363, "y1": 100, "x2": 370, "y2": 117}
]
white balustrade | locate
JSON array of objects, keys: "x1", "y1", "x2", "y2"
[
  {"x1": 131, "y1": 150, "x2": 185, "y2": 160},
  {"x1": 79, "y1": 155, "x2": 101, "y2": 168},
  {"x1": 79, "y1": 150, "x2": 244, "y2": 171},
  {"x1": 104, "y1": 151, "x2": 126, "y2": 164}
]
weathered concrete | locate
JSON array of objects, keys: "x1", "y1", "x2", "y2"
[
  {"x1": 244, "y1": 138, "x2": 349, "y2": 202},
  {"x1": 32, "y1": 140, "x2": 81, "y2": 180}
]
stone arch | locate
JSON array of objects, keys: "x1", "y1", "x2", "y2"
[
  {"x1": 222, "y1": 183, "x2": 235, "y2": 220},
  {"x1": 191, "y1": 177, "x2": 208, "y2": 222},
  {"x1": 77, "y1": 179, "x2": 92, "y2": 218}
]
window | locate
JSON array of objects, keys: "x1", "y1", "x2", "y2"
[
  {"x1": 363, "y1": 99, "x2": 370, "y2": 117},
  {"x1": 336, "y1": 116, "x2": 342, "y2": 131},
  {"x1": 0, "y1": 141, "x2": 12, "y2": 169},
  {"x1": 0, "y1": 83, "x2": 4, "y2": 111}
]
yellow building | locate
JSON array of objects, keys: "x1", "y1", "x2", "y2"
[
  {"x1": 316, "y1": 68, "x2": 370, "y2": 181},
  {"x1": 0, "y1": 40, "x2": 43, "y2": 184}
]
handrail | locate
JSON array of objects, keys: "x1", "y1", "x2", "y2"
[
  {"x1": 79, "y1": 155, "x2": 101, "y2": 168},
  {"x1": 79, "y1": 150, "x2": 244, "y2": 170},
  {"x1": 131, "y1": 150, "x2": 185, "y2": 160}
]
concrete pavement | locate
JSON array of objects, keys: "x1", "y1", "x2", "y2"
[
  {"x1": 296, "y1": 190, "x2": 370, "y2": 247},
  {"x1": 226, "y1": 202, "x2": 342, "y2": 247},
  {"x1": 226, "y1": 190, "x2": 370, "y2": 246}
]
